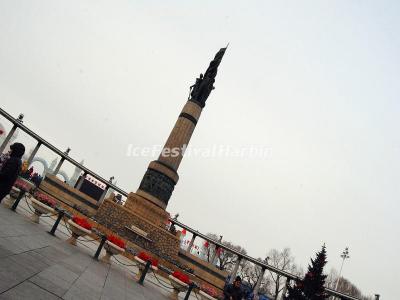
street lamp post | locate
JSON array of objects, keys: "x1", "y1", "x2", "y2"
[{"x1": 334, "y1": 247, "x2": 350, "y2": 297}]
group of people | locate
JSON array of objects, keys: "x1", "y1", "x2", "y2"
[{"x1": 0, "y1": 142, "x2": 25, "y2": 203}]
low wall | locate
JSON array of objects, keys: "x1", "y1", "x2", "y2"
[
  {"x1": 39, "y1": 174, "x2": 99, "y2": 216},
  {"x1": 178, "y1": 250, "x2": 228, "y2": 289}
]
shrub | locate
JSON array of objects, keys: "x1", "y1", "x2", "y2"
[
  {"x1": 172, "y1": 271, "x2": 191, "y2": 284},
  {"x1": 14, "y1": 178, "x2": 33, "y2": 191},
  {"x1": 107, "y1": 235, "x2": 126, "y2": 249},
  {"x1": 71, "y1": 216, "x2": 92, "y2": 230},
  {"x1": 137, "y1": 251, "x2": 158, "y2": 267},
  {"x1": 201, "y1": 284, "x2": 218, "y2": 298},
  {"x1": 35, "y1": 192, "x2": 56, "y2": 208}
]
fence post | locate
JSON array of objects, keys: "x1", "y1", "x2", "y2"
[
  {"x1": 48, "y1": 209, "x2": 65, "y2": 236},
  {"x1": 229, "y1": 255, "x2": 243, "y2": 284},
  {"x1": 253, "y1": 266, "x2": 266, "y2": 297},
  {"x1": 138, "y1": 260, "x2": 152, "y2": 285},
  {"x1": 10, "y1": 190, "x2": 25, "y2": 211},
  {"x1": 0, "y1": 120, "x2": 20, "y2": 154},
  {"x1": 26, "y1": 141, "x2": 42, "y2": 166},
  {"x1": 93, "y1": 234, "x2": 107, "y2": 260},
  {"x1": 184, "y1": 282, "x2": 196, "y2": 300}
]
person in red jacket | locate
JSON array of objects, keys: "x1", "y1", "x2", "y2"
[
  {"x1": 0, "y1": 143, "x2": 25, "y2": 203},
  {"x1": 224, "y1": 276, "x2": 244, "y2": 300}
]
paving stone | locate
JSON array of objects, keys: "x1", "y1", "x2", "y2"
[
  {"x1": 0, "y1": 246, "x2": 13, "y2": 259},
  {"x1": 0, "y1": 257, "x2": 39, "y2": 293},
  {"x1": 100, "y1": 265, "x2": 128, "y2": 300},
  {"x1": 0, "y1": 202, "x2": 182, "y2": 300},
  {"x1": 0, "y1": 281, "x2": 60, "y2": 300},
  {"x1": 62, "y1": 262, "x2": 110, "y2": 300},
  {"x1": 30, "y1": 270, "x2": 74, "y2": 297},
  {"x1": 8, "y1": 250, "x2": 50, "y2": 274}
]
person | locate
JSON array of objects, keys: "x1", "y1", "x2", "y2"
[
  {"x1": 224, "y1": 276, "x2": 244, "y2": 300},
  {"x1": 0, "y1": 143, "x2": 25, "y2": 203},
  {"x1": 0, "y1": 149, "x2": 11, "y2": 171}
]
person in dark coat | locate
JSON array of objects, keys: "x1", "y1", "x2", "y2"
[
  {"x1": 224, "y1": 276, "x2": 244, "y2": 300},
  {"x1": 0, "y1": 143, "x2": 25, "y2": 203}
]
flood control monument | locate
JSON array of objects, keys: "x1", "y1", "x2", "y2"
[{"x1": 96, "y1": 47, "x2": 227, "y2": 262}]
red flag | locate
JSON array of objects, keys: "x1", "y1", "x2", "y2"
[
  {"x1": 182, "y1": 229, "x2": 186, "y2": 235},
  {"x1": 204, "y1": 241, "x2": 209, "y2": 248}
]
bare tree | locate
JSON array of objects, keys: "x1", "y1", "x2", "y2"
[
  {"x1": 205, "y1": 233, "x2": 247, "y2": 271},
  {"x1": 238, "y1": 258, "x2": 273, "y2": 295},
  {"x1": 265, "y1": 248, "x2": 303, "y2": 300},
  {"x1": 326, "y1": 268, "x2": 374, "y2": 300}
]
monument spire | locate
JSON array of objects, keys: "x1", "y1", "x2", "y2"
[{"x1": 132, "y1": 47, "x2": 227, "y2": 209}]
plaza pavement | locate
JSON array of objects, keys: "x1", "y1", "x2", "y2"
[{"x1": 0, "y1": 197, "x2": 198, "y2": 300}]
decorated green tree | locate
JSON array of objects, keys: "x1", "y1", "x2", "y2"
[{"x1": 285, "y1": 245, "x2": 328, "y2": 300}]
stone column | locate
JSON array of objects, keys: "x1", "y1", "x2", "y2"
[
  {"x1": 188, "y1": 234, "x2": 197, "y2": 252},
  {"x1": 210, "y1": 235, "x2": 223, "y2": 264},
  {"x1": 280, "y1": 278, "x2": 290, "y2": 300},
  {"x1": 253, "y1": 266, "x2": 266, "y2": 296},
  {"x1": 98, "y1": 176, "x2": 114, "y2": 204},
  {"x1": 53, "y1": 148, "x2": 70, "y2": 175},
  {"x1": 136, "y1": 100, "x2": 202, "y2": 209},
  {"x1": 229, "y1": 256, "x2": 243, "y2": 284},
  {"x1": 0, "y1": 125, "x2": 18, "y2": 154},
  {"x1": 76, "y1": 172, "x2": 87, "y2": 190},
  {"x1": 53, "y1": 158, "x2": 65, "y2": 175},
  {"x1": 210, "y1": 244, "x2": 219, "y2": 265},
  {"x1": 26, "y1": 141, "x2": 42, "y2": 166},
  {"x1": 98, "y1": 184, "x2": 109, "y2": 204}
]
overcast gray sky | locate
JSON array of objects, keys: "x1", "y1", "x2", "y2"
[{"x1": 1, "y1": 1, "x2": 399, "y2": 298}]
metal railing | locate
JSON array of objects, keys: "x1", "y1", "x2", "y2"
[
  {"x1": 0, "y1": 107, "x2": 128, "y2": 197},
  {"x1": 0, "y1": 107, "x2": 366, "y2": 300}
]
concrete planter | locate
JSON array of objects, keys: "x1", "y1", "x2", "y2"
[
  {"x1": 134, "y1": 256, "x2": 158, "y2": 279},
  {"x1": 198, "y1": 290, "x2": 217, "y2": 300},
  {"x1": 30, "y1": 198, "x2": 55, "y2": 223},
  {"x1": 168, "y1": 275, "x2": 189, "y2": 300},
  {"x1": 15, "y1": 177, "x2": 35, "y2": 192},
  {"x1": 2, "y1": 187, "x2": 20, "y2": 207},
  {"x1": 66, "y1": 219, "x2": 91, "y2": 246},
  {"x1": 9, "y1": 186, "x2": 21, "y2": 199},
  {"x1": 102, "y1": 240, "x2": 125, "y2": 264}
]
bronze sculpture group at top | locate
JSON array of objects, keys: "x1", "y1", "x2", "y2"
[{"x1": 189, "y1": 47, "x2": 227, "y2": 108}]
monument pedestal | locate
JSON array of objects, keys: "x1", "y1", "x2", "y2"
[{"x1": 95, "y1": 195, "x2": 180, "y2": 261}]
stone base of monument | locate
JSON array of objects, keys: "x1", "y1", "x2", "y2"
[{"x1": 95, "y1": 195, "x2": 180, "y2": 262}]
